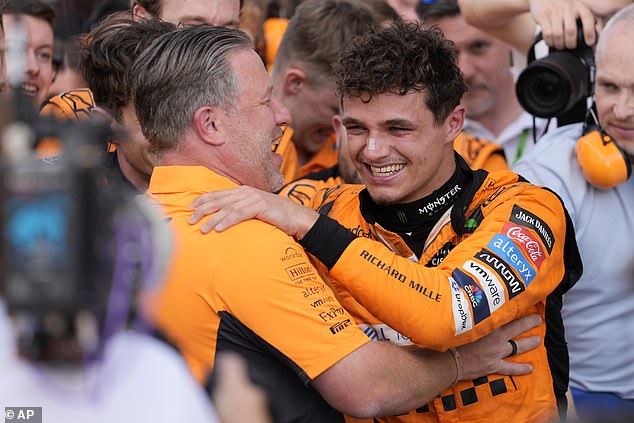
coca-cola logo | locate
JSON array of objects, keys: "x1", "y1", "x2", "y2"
[{"x1": 501, "y1": 223, "x2": 545, "y2": 269}]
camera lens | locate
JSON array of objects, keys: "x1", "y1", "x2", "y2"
[{"x1": 516, "y1": 51, "x2": 590, "y2": 118}]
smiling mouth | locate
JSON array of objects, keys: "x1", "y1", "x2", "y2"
[
  {"x1": 21, "y1": 83, "x2": 39, "y2": 96},
  {"x1": 369, "y1": 163, "x2": 405, "y2": 177}
]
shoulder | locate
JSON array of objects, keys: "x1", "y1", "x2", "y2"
[
  {"x1": 513, "y1": 124, "x2": 582, "y2": 173},
  {"x1": 512, "y1": 123, "x2": 587, "y2": 216},
  {"x1": 313, "y1": 184, "x2": 363, "y2": 215}
]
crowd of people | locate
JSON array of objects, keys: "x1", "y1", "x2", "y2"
[{"x1": 0, "y1": 0, "x2": 632, "y2": 422}]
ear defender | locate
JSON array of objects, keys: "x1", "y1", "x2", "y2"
[{"x1": 576, "y1": 130, "x2": 632, "y2": 189}]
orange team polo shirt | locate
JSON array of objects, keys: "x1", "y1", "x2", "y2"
[
  {"x1": 275, "y1": 128, "x2": 338, "y2": 184},
  {"x1": 147, "y1": 166, "x2": 370, "y2": 385}
]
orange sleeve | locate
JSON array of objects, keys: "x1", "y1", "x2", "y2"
[{"x1": 324, "y1": 189, "x2": 569, "y2": 350}]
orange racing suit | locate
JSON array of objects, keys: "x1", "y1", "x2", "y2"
[{"x1": 299, "y1": 156, "x2": 581, "y2": 423}]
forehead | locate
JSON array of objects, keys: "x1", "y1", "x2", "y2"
[
  {"x1": 596, "y1": 24, "x2": 634, "y2": 80},
  {"x1": 231, "y1": 48, "x2": 271, "y2": 95},
  {"x1": 160, "y1": 0, "x2": 240, "y2": 26},
  {"x1": 342, "y1": 91, "x2": 432, "y2": 123},
  {"x1": 3, "y1": 14, "x2": 53, "y2": 45}
]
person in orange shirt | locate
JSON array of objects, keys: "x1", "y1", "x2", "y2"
[
  {"x1": 131, "y1": 24, "x2": 541, "y2": 423},
  {"x1": 272, "y1": 0, "x2": 391, "y2": 183},
  {"x1": 189, "y1": 21, "x2": 582, "y2": 423}
]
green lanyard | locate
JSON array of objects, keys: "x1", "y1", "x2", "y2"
[{"x1": 512, "y1": 129, "x2": 530, "y2": 164}]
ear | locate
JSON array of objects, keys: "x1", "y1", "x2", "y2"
[
  {"x1": 445, "y1": 105, "x2": 465, "y2": 145},
  {"x1": 281, "y1": 67, "x2": 307, "y2": 97},
  {"x1": 132, "y1": 4, "x2": 153, "y2": 22},
  {"x1": 193, "y1": 106, "x2": 225, "y2": 146}
]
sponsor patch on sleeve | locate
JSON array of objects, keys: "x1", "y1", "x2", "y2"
[
  {"x1": 509, "y1": 205, "x2": 554, "y2": 253},
  {"x1": 500, "y1": 222, "x2": 546, "y2": 269},
  {"x1": 452, "y1": 269, "x2": 491, "y2": 325},
  {"x1": 473, "y1": 249, "x2": 526, "y2": 299},
  {"x1": 486, "y1": 234, "x2": 536, "y2": 285},
  {"x1": 449, "y1": 277, "x2": 474, "y2": 335},
  {"x1": 462, "y1": 260, "x2": 506, "y2": 312}
]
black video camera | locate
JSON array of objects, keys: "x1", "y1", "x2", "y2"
[
  {"x1": 516, "y1": 21, "x2": 595, "y2": 121},
  {"x1": 0, "y1": 118, "x2": 161, "y2": 363}
]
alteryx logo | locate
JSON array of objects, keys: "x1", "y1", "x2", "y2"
[{"x1": 486, "y1": 234, "x2": 536, "y2": 285}]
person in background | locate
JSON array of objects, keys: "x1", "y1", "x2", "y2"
[
  {"x1": 130, "y1": 0, "x2": 241, "y2": 27},
  {"x1": 3, "y1": 0, "x2": 55, "y2": 108},
  {"x1": 419, "y1": 0, "x2": 549, "y2": 164},
  {"x1": 47, "y1": 36, "x2": 88, "y2": 98},
  {"x1": 80, "y1": 14, "x2": 176, "y2": 192},
  {"x1": 385, "y1": 0, "x2": 419, "y2": 21},
  {"x1": 272, "y1": 0, "x2": 387, "y2": 183},
  {"x1": 512, "y1": 4, "x2": 634, "y2": 420}
]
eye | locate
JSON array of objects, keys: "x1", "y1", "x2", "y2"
[
  {"x1": 36, "y1": 50, "x2": 52, "y2": 63},
  {"x1": 345, "y1": 125, "x2": 366, "y2": 136},
  {"x1": 598, "y1": 81, "x2": 619, "y2": 93},
  {"x1": 389, "y1": 127, "x2": 411, "y2": 135},
  {"x1": 469, "y1": 41, "x2": 489, "y2": 55}
]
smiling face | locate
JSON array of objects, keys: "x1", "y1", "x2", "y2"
[
  {"x1": 3, "y1": 13, "x2": 54, "y2": 107},
  {"x1": 222, "y1": 48, "x2": 289, "y2": 192},
  {"x1": 282, "y1": 77, "x2": 340, "y2": 162},
  {"x1": 595, "y1": 21, "x2": 634, "y2": 157},
  {"x1": 343, "y1": 90, "x2": 462, "y2": 205}
]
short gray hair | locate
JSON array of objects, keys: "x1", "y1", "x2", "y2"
[{"x1": 130, "y1": 25, "x2": 252, "y2": 155}]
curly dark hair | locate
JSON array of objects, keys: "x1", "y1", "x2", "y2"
[{"x1": 333, "y1": 20, "x2": 466, "y2": 125}]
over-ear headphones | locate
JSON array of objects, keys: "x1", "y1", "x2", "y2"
[{"x1": 576, "y1": 117, "x2": 632, "y2": 189}]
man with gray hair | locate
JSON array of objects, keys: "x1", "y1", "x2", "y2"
[
  {"x1": 513, "y1": 4, "x2": 634, "y2": 419},
  {"x1": 131, "y1": 24, "x2": 541, "y2": 422}
]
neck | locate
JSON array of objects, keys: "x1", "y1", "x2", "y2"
[
  {"x1": 365, "y1": 154, "x2": 469, "y2": 232},
  {"x1": 116, "y1": 151, "x2": 150, "y2": 192},
  {"x1": 158, "y1": 145, "x2": 245, "y2": 188}
]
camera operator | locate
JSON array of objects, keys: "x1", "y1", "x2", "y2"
[{"x1": 460, "y1": 2, "x2": 634, "y2": 419}]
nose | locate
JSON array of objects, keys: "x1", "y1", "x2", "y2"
[
  {"x1": 362, "y1": 133, "x2": 390, "y2": 160},
  {"x1": 613, "y1": 92, "x2": 634, "y2": 121},
  {"x1": 25, "y1": 49, "x2": 39, "y2": 76},
  {"x1": 273, "y1": 98, "x2": 291, "y2": 127}
]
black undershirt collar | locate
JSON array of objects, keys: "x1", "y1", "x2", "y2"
[{"x1": 359, "y1": 153, "x2": 472, "y2": 256}]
